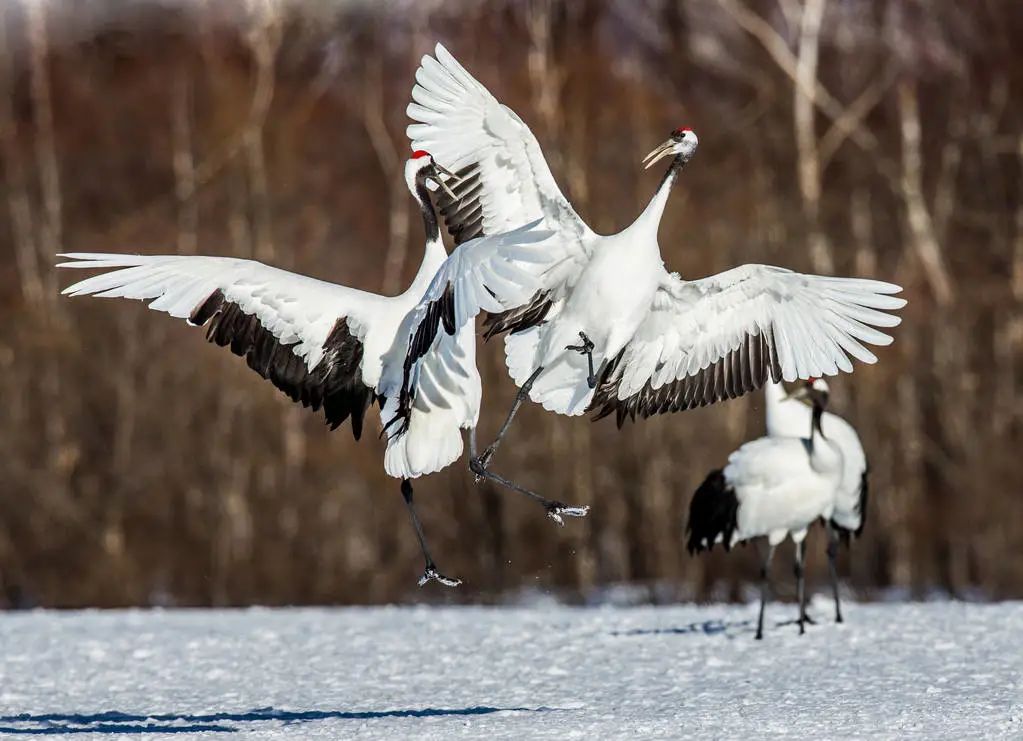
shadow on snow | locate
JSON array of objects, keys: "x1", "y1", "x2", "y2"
[
  {"x1": 610, "y1": 613, "x2": 836, "y2": 639},
  {"x1": 0, "y1": 706, "x2": 552, "y2": 735},
  {"x1": 610, "y1": 617, "x2": 756, "y2": 638}
]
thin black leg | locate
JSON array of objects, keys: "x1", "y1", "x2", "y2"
[
  {"x1": 400, "y1": 479, "x2": 461, "y2": 588},
  {"x1": 472, "y1": 365, "x2": 544, "y2": 476},
  {"x1": 756, "y1": 543, "x2": 776, "y2": 640},
  {"x1": 794, "y1": 540, "x2": 807, "y2": 635},
  {"x1": 468, "y1": 428, "x2": 588, "y2": 525},
  {"x1": 826, "y1": 524, "x2": 844, "y2": 624},
  {"x1": 566, "y1": 331, "x2": 597, "y2": 389}
]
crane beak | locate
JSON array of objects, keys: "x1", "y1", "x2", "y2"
[
  {"x1": 429, "y1": 163, "x2": 463, "y2": 201},
  {"x1": 782, "y1": 385, "x2": 810, "y2": 402},
  {"x1": 642, "y1": 139, "x2": 677, "y2": 170}
]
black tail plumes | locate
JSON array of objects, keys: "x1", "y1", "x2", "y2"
[
  {"x1": 831, "y1": 466, "x2": 870, "y2": 545},
  {"x1": 686, "y1": 469, "x2": 739, "y2": 555}
]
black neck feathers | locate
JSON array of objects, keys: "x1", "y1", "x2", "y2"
[
  {"x1": 811, "y1": 400, "x2": 826, "y2": 443},
  {"x1": 414, "y1": 176, "x2": 440, "y2": 244}
]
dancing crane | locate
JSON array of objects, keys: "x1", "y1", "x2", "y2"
[
  {"x1": 401, "y1": 44, "x2": 906, "y2": 476},
  {"x1": 687, "y1": 379, "x2": 842, "y2": 640},
  {"x1": 765, "y1": 380, "x2": 868, "y2": 623},
  {"x1": 58, "y1": 152, "x2": 554, "y2": 588}
]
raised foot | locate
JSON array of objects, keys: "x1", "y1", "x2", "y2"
[
  {"x1": 565, "y1": 331, "x2": 594, "y2": 355},
  {"x1": 468, "y1": 449, "x2": 494, "y2": 483},
  {"x1": 418, "y1": 565, "x2": 462, "y2": 588},
  {"x1": 801, "y1": 613, "x2": 818, "y2": 626},
  {"x1": 545, "y1": 502, "x2": 591, "y2": 526}
]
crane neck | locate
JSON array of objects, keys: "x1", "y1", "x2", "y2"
[
  {"x1": 407, "y1": 177, "x2": 448, "y2": 294},
  {"x1": 805, "y1": 397, "x2": 835, "y2": 466},
  {"x1": 810, "y1": 402, "x2": 825, "y2": 446},
  {"x1": 414, "y1": 178, "x2": 441, "y2": 248},
  {"x1": 631, "y1": 154, "x2": 687, "y2": 236}
]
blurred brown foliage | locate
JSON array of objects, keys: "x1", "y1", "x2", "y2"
[{"x1": 0, "y1": 0, "x2": 1021, "y2": 608}]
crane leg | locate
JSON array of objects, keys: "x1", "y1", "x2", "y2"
[
  {"x1": 756, "y1": 543, "x2": 776, "y2": 640},
  {"x1": 566, "y1": 331, "x2": 597, "y2": 389},
  {"x1": 826, "y1": 524, "x2": 844, "y2": 624},
  {"x1": 794, "y1": 540, "x2": 812, "y2": 634},
  {"x1": 469, "y1": 428, "x2": 589, "y2": 525},
  {"x1": 400, "y1": 479, "x2": 461, "y2": 588},
  {"x1": 472, "y1": 365, "x2": 544, "y2": 475}
]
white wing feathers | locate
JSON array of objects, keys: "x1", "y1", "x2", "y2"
[
  {"x1": 407, "y1": 43, "x2": 593, "y2": 243},
  {"x1": 592, "y1": 265, "x2": 905, "y2": 421},
  {"x1": 58, "y1": 253, "x2": 383, "y2": 382},
  {"x1": 423, "y1": 220, "x2": 553, "y2": 337},
  {"x1": 391, "y1": 222, "x2": 553, "y2": 435},
  {"x1": 659, "y1": 266, "x2": 904, "y2": 382}
]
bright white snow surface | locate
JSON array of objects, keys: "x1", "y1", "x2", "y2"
[{"x1": 0, "y1": 601, "x2": 1021, "y2": 739}]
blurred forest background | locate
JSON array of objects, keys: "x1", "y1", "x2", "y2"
[{"x1": 1, "y1": 0, "x2": 1021, "y2": 608}]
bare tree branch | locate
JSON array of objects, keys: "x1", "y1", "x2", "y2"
[
  {"x1": 362, "y1": 55, "x2": 410, "y2": 296},
  {"x1": 716, "y1": 0, "x2": 882, "y2": 156},
  {"x1": 792, "y1": 0, "x2": 831, "y2": 273},
  {"x1": 897, "y1": 81, "x2": 953, "y2": 305},
  {"x1": 0, "y1": 3, "x2": 42, "y2": 304}
]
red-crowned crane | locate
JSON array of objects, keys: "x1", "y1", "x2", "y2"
[
  {"x1": 399, "y1": 44, "x2": 906, "y2": 478},
  {"x1": 687, "y1": 379, "x2": 842, "y2": 640},
  {"x1": 58, "y1": 152, "x2": 556, "y2": 588},
  {"x1": 765, "y1": 380, "x2": 868, "y2": 624}
]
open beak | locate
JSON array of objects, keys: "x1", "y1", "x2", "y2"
[
  {"x1": 782, "y1": 385, "x2": 811, "y2": 402},
  {"x1": 642, "y1": 139, "x2": 677, "y2": 170},
  {"x1": 429, "y1": 163, "x2": 463, "y2": 201}
]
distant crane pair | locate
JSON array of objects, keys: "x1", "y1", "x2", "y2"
[
  {"x1": 688, "y1": 378, "x2": 868, "y2": 639},
  {"x1": 59, "y1": 44, "x2": 904, "y2": 592}
]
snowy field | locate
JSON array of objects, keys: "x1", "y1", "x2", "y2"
[{"x1": 0, "y1": 601, "x2": 1020, "y2": 739}]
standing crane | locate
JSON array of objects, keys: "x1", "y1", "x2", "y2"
[
  {"x1": 400, "y1": 44, "x2": 905, "y2": 475},
  {"x1": 58, "y1": 152, "x2": 557, "y2": 588},
  {"x1": 687, "y1": 379, "x2": 843, "y2": 640},
  {"x1": 765, "y1": 380, "x2": 868, "y2": 624}
]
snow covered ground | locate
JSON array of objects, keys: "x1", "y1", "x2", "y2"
[{"x1": 0, "y1": 600, "x2": 1020, "y2": 739}]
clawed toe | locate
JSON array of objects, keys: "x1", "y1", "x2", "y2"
[
  {"x1": 545, "y1": 502, "x2": 591, "y2": 526},
  {"x1": 469, "y1": 448, "x2": 496, "y2": 482},
  {"x1": 418, "y1": 566, "x2": 462, "y2": 588},
  {"x1": 566, "y1": 331, "x2": 595, "y2": 354}
]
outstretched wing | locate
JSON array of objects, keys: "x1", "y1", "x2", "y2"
[
  {"x1": 408, "y1": 43, "x2": 594, "y2": 245},
  {"x1": 59, "y1": 253, "x2": 387, "y2": 439},
  {"x1": 407, "y1": 43, "x2": 593, "y2": 340},
  {"x1": 385, "y1": 221, "x2": 554, "y2": 437},
  {"x1": 589, "y1": 266, "x2": 906, "y2": 426}
]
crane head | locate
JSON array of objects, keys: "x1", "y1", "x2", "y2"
[
  {"x1": 784, "y1": 377, "x2": 831, "y2": 409},
  {"x1": 406, "y1": 150, "x2": 461, "y2": 200},
  {"x1": 643, "y1": 127, "x2": 699, "y2": 170}
]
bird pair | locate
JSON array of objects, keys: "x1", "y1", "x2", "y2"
[
  {"x1": 59, "y1": 44, "x2": 905, "y2": 589},
  {"x1": 687, "y1": 378, "x2": 867, "y2": 639}
]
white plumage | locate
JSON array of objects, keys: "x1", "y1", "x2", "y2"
[
  {"x1": 404, "y1": 44, "x2": 906, "y2": 472},
  {"x1": 719, "y1": 434, "x2": 840, "y2": 548},
  {"x1": 687, "y1": 379, "x2": 843, "y2": 639},
  {"x1": 765, "y1": 380, "x2": 867, "y2": 535},
  {"x1": 58, "y1": 153, "x2": 549, "y2": 587},
  {"x1": 765, "y1": 380, "x2": 868, "y2": 624}
]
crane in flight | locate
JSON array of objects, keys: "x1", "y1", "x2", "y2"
[
  {"x1": 58, "y1": 152, "x2": 557, "y2": 588},
  {"x1": 399, "y1": 44, "x2": 905, "y2": 477}
]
